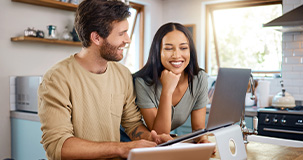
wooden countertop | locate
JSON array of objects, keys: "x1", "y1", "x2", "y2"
[{"x1": 208, "y1": 136, "x2": 303, "y2": 160}]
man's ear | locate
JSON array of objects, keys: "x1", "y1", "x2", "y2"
[{"x1": 90, "y1": 31, "x2": 103, "y2": 46}]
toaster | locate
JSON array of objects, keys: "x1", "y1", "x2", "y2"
[{"x1": 15, "y1": 76, "x2": 42, "y2": 113}]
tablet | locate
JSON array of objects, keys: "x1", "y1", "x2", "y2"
[{"x1": 128, "y1": 143, "x2": 216, "y2": 160}]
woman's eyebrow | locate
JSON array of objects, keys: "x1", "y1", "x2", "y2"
[{"x1": 180, "y1": 42, "x2": 188, "y2": 45}]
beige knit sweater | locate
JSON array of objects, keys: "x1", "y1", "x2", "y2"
[{"x1": 38, "y1": 55, "x2": 142, "y2": 160}]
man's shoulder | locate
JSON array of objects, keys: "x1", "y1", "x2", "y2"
[
  {"x1": 109, "y1": 62, "x2": 129, "y2": 71},
  {"x1": 108, "y1": 62, "x2": 132, "y2": 77},
  {"x1": 43, "y1": 55, "x2": 74, "y2": 81}
]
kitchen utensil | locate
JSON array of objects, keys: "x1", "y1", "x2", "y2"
[
  {"x1": 61, "y1": 26, "x2": 72, "y2": 41},
  {"x1": 24, "y1": 27, "x2": 36, "y2": 37},
  {"x1": 36, "y1": 30, "x2": 44, "y2": 38},
  {"x1": 256, "y1": 80, "x2": 270, "y2": 108},
  {"x1": 271, "y1": 80, "x2": 295, "y2": 108},
  {"x1": 46, "y1": 25, "x2": 58, "y2": 39},
  {"x1": 70, "y1": 27, "x2": 80, "y2": 42}
]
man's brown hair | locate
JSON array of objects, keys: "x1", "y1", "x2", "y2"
[{"x1": 75, "y1": 0, "x2": 130, "y2": 47}]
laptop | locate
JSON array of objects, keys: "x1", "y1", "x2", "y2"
[
  {"x1": 157, "y1": 68, "x2": 251, "y2": 146},
  {"x1": 128, "y1": 143, "x2": 216, "y2": 160}
]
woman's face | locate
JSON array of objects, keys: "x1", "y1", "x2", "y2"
[{"x1": 160, "y1": 30, "x2": 190, "y2": 75}]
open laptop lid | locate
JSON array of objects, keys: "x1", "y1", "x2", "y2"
[
  {"x1": 206, "y1": 68, "x2": 251, "y2": 130},
  {"x1": 157, "y1": 68, "x2": 251, "y2": 146},
  {"x1": 128, "y1": 143, "x2": 216, "y2": 160}
]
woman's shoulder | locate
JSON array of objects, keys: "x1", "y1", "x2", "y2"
[{"x1": 196, "y1": 69, "x2": 208, "y2": 80}]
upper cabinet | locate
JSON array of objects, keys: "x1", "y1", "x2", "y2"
[{"x1": 11, "y1": 0, "x2": 78, "y2": 11}]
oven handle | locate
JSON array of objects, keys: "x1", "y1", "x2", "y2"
[{"x1": 263, "y1": 128, "x2": 303, "y2": 134}]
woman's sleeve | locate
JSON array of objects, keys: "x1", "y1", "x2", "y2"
[
  {"x1": 134, "y1": 78, "x2": 157, "y2": 109},
  {"x1": 193, "y1": 71, "x2": 209, "y2": 110}
]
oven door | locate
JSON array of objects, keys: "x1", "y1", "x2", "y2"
[{"x1": 258, "y1": 112, "x2": 303, "y2": 141}]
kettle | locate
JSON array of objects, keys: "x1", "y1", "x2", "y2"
[{"x1": 271, "y1": 80, "x2": 295, "y2": 108}]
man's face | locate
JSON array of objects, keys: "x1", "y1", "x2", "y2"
[{"x1": 99, "y1": 19, "x2": 130, "y2": 61}]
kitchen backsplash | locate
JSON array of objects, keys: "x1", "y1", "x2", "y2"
[{"x1": 281, "y1": 0, "x2": 303, "y2": 101}]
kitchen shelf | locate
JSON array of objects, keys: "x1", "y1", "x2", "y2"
[
  {"x1": 11, "y1": 0, "x2": 78, "y2": 11},
  {"x1": 11, "y1": 36, "x2": 81, "y2": 46}
]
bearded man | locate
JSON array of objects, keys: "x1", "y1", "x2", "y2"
[{"x1": 38, "y1": 0, "x2": 172, "y2": 159}]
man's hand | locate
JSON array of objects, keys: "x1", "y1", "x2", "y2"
[
  {"x1": 150, "y1": 130, "x2": 173, "y2": 144},
  {"x1": 119, "y1": 139, "x2": 157, "y2": 158},
  {"x1": 195, "y1": 135, "x2": 216, "y2": 154}
]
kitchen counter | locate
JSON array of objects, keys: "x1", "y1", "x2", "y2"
[
  {"x1": 10, "y1": 111, "x2": 39, "y2": 121},
  {"x1": 209, "y1": 135, "x2": 303, "y2": 160},
  {"x1": 206, "y1": 105, "x2": 258, "y2": 117}
]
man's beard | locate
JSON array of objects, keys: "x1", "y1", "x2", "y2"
[{"x1": 99, "y1": 39, "x2": 124, "y2": 62}]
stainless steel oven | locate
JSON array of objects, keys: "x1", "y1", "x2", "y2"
[{"x1": 257, "y1": 107, "x2": 303, "y2": 141}]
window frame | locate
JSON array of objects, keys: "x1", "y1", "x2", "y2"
[
  {"x1": 124, "y1": 2, "x2": 144, "y2": 69},
  {"x1": 204, "y1": 0, "x2": 282, "y2": 74}
]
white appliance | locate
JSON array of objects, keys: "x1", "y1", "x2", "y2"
[{"x1": 16, "y1": 76, "x2": 42, "y2": 113}]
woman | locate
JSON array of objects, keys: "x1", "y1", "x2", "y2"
[{"x1": 133, "y1": 22, "x2": 209, "y2": 143}]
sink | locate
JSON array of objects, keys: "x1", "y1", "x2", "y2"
[{"x1": 247, "y1": 135, "x2": 303, "y2": 148}]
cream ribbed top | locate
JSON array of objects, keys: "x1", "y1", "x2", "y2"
[{"x1": 38, "y1": 55, "x2": 142, "y2": 160}]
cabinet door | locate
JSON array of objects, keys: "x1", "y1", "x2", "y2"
[{"x1": 11, "y1": 118, "x2": 46, "y2": 160}]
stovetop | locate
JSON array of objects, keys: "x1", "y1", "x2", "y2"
[{"x1": 258, "y1": 106, "x2": 303, "y2": 115}]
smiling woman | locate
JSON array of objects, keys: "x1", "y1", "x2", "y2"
[{"x1": 133, "y1": 22, "x2": 210, "y2": 143}]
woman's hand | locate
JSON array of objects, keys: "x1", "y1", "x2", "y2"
[
  {"x1": 160, "y1": 69, "x2": 181, "y2": 95},
  {"x1": 149, "y1": 130, "x2": 174, "y2": 144}
]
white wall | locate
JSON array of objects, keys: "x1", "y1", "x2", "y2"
[
  {"x1": 281, "y1": 0, "x2": 303, "y2": 101},
  {"x1": 131, "y1": 0, "x2": 164, "y2": 63},
  {"x1": 162, "y1": 0, "x2": 205, "y2": 67},
  {"x1": 0, "y1": 0, "x2": 164, "y2": 158}
]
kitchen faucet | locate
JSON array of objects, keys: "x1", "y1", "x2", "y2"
[{"x1": 240, "y1": 74, "x2": 258, "y2": 144}]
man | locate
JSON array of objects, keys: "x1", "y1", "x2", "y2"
[{"x1": 38, "y1": 0, "x2": 172, "y2": 159}]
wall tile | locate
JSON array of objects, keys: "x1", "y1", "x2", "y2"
[
  {"x1": 292, "y1": 79, "x2": 303, "y2": 86},
  {"x1": 283, "y1": 49, "x2": 293, "y2": 56},
  {"x1": 293, "y1": 49, "x2": 303, "y2": 56},
  {"x1": 294, "y1": 33, "x2": 303, "y2": 41},
  {"x1": 282, "y1": 79, "x2": 294, "y2": 86},
  {"x1": 282, "y1": 4, "x2": 294, "y2": 13},
  {"x1": 284, "y1": 0, "x2": 301, "y2": 5},
  {"x1": 282, "y1": 34, "x2": 293, "y2": 42},
  {"x1": 282, "y1": 71, "x2": 301, "y2": 79},
  {"x1": 282, "y1": 64, "x2": 293, "y2": 71},
  {"x1": 10, "y1": 76, "x2": 16, "y2": 111},
  {"x1": 293, "y1": 94, "x2": 303, "y2": 101},
  {"x1": 285, "y1": 86, "x2": 300, "y2": 94},
  {"x1": 283, "y1": 56, "x2": 301, "y2": 64},
  {"x1": 280, "y1": 0, "x2": 303, "y2": 102},
  {"x1": 285, "y1": 41, "x2": 301, "y2": 49},
  {"x1": 293, "y1": 64, "x2": 303, "y2": 71}
]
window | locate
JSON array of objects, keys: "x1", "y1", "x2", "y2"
[
  {"x1": 120, "y1": 3, "x2": 144, "y2": 73},
  {"x1": 205, "y1": 0, "x2": 282, "y2": 76}
]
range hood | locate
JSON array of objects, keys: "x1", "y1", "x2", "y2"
[
  {"x1": 264, "y1": 4, "x2": 303, "y2": 27},
  {"x1": 263, "y1": 4, "x2": 303, "y2": 32}
]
